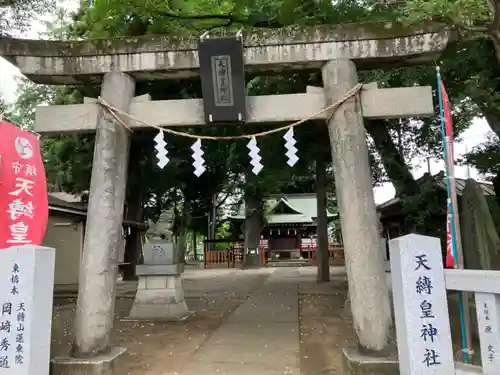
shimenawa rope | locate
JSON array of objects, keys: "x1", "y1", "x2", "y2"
[{"x1": 97, "y1": 83, "x2": 363, "y2": 140}]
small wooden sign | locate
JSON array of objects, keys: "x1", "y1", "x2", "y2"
[
  {"x1": 198, "y1": 36, "x2": 246, "y2": 124},
  {"x1": 475, "y1": 292, "x2": 500, "y2": 375}
]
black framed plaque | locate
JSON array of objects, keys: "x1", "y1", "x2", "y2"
[{"x1": 198, "y1": 37, "x2": 246, "y2": 124}]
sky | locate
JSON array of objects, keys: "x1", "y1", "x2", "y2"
[{"x1": 0, "y1": 2, "x2": 494, "y2": 204}]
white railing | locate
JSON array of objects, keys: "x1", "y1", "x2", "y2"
[
  {"x1": 390, "y1": 234, "x2": 499, "y2": 375},
  {"x1": 444, "y1": 268, "x2": 500, "y2": 375}
]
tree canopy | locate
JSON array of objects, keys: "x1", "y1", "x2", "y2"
[
  {"x1": 0, "y1": 0, "x2": 56, "y2": 36},
  {"x1": 5, "y1": 0, "x2": 500, "y2": 247}
]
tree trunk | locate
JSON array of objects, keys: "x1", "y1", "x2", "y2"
[
  {"x1": 479, "y1": 109, "x2": 500, "y2": 206},
  {"x1": 493, "y1": 35, "x2": 500, "y2": 72},
  {"x1": 210, "y1": 194, "x2": 217, "y2": 239},
  {"x1": 488, "y1": 0, "x2": 500, "y2": 67},
  {"x1": 174, "y1": 198, "x2": 179, "y2": 244},
  {"x1": 177, "y1": 202, "x2": 191, "y2": 264},
  {"x1": 316, "y1": 157, "x2": 330, "y2": 282},
  {"x1": 206, "y1": 200, "x2": 214, "y2": 253},
  {"x1": 178, "y1": 229, "x2": 187, "y2": 263},
  {"x1": 243, "y1": 193, "x2": 262, "y2": 268},
  {"x1": 122, "y1": 137, "x2": 144, "y2": 281},
  {"x1": 482, "y1": 107, "x2": 500, "y2": 138},
  {"x1": 193, "y1": 231, "x2": 198, "y2": 260},
  {"x1": 364, "y1": 119, "x2": 418, "y2": 196},
  {"x1": 122, "y1": 198, "x2": 142, "y2": 281},
  {"x1": 492, "y1": 173, "x2": 500, "y2": 210},
  {"x1": 207, "y1": 203, "x2": 212, "y2": 239}
]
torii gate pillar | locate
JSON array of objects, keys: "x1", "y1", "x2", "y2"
[
  {"x1": 322, "y1": 60, "x2": 393, "y2": 357},
  {"x1": 72, "y1": 72, "x2": 134, "y2": 358}
]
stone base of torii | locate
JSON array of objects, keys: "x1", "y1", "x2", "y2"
[{"x1": 0, "y1": 21, "x2": 453, "y2": 375}]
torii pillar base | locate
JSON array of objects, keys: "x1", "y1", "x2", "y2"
[
  {"x1": 342, "y1": 346, "x2": 399, "y2": 375},
  {"x1": 51, "y1": 347, "x2": 127, "y2": 375}
]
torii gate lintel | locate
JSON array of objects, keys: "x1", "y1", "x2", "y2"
[{"x1": 34, "y1": 84, "x2": 433, "y2": 134}]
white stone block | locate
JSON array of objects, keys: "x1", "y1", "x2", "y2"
[
  {"x1": 0, "y1": 245, "x2": 55, "y2": 375},
  {"x1": 389, "y1": 234, "x2": 454, "y2": 375},
  {"x1": 475, "y1": 292, "x2": 500, "y2": 375},
  {"x1": 169, "y1": 302, "x2": 189, "y2": 319},
  {"x1": 137, "y1": 276, "x2": 146, "y2": 290},
  {"x1": 455, "y1": 363, "x2": 483, "y2": 374},
  {"x1": 143, "y1": 242, "x2": 176, "y2": 265},
  {"x1": 129, "y1": 275, "x2": 190, "y2": 320},
  {"x1": 145, "y1": 276, "x2": 167, "y2": 290},
  {"x1": 166, "y1": 275, "x2": 178, "y2": 289}
]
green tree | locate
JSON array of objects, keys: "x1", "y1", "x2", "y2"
[
  {"x1": 0, "y1": 95, "x2": 13, "y2": 121},
  {"x1": 0, "y1": 0, "x2": 56, "y2": 35},
  {"x1": 398, "y1": 0, "x2": 500, "y2": 63},
  {"x1": 13, "y1": 0, "x2": 500, "y2": 248}
]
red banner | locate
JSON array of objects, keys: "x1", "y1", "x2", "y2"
[
  {"x1": 440, "y1": 78, "x2": 456, "y2": 268},
  {"x1": 440, "y1": 81, "x2": 455, "y2": 158},
  {"x1": 0, "y1": 121, "x2": 48, "y2": 249}
]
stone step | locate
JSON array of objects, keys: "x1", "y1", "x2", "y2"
[{"x1": 266, "y1": 260, "x2": 311, "y2": 268}]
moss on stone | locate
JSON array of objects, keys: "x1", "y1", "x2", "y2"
[
  {"x1": 246, "y1": 21, "x2": 447, "y2": 43},
  {"x1": 0, "y1": 20, "x2": 449, "y2": 58}
]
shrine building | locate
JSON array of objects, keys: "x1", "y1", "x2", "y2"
[{"x1": 228, "y1": 193, "x2": 341, "y2": 263}]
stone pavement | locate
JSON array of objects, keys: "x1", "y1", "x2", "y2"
[{"x1": 180, "y1": 268, "x2": 302, "y2": 375}]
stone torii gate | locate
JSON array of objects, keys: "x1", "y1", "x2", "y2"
[{"x1": 0, "y1": 21, "x2": 452, "y2": 375}]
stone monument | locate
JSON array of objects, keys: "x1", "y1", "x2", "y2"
[
  {"x1": 388, "y1": 234, "x2": 500, "y2": 375},
  {"x1": 128, "y1": 213, "x2": 190, "y2": 320},
  {"x1": 145, "y1": 210, "x2": 175, "y2": 243},
  {"x1": 0, "y1": 245, "x2": 55, "y2": 375},
  {"x1": 389, "y1": 234, "x2": 454, "y2": 375},
  {"x1": 461, "y1": 178, "x2": 500, "y2": 270}
]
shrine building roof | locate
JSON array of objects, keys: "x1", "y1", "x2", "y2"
[{"x1": 228, "y1": 193, "x2": 336, "y2": 224}]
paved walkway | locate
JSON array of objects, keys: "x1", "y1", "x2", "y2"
[{"x1": 180, "y1": 268, "x2": 301, "y2": 375}]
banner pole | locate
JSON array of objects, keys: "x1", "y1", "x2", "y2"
[{"x1": 436, "y1": 67, "x2": 473, "y2": 362}]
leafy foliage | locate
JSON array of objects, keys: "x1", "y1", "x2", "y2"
[
  {"x1": 0, "y1": 95, "x2": 13, "y2": 121},
  {"x1": 9, "y1": 0, "x2": 500, "y2": 244},
  {"x1": 0, "y1": 0, "x2": 56, "y2": 35},
  {"x1": 466, "y1": 132, "x2": 500, "y2": 177},
  {"x1": 401, "y1": 0, "x2": 491, "y2": 32}
]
